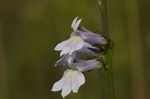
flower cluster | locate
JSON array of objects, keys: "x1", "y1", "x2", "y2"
[{"x1": 51, "y1": 17, "x2": 108, "y2": 98}]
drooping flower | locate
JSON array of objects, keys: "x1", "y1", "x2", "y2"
[{"x1": 51, "y1": 69, "x2": 85, "y2": 98}]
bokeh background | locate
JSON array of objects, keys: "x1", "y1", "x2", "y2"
[{"x1": 0, "y1": 0, "x2": 149, "y2": 99}]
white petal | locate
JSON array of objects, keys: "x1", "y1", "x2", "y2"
[
  {"x1": 51, "y1": 70, "x2": 68, "y2": 92},
  {"x1": 60, "y1": 47, "x2": 71, "y2": 56},
  {"x1": 60, "y1": 37, "x2": 84, "y2": 56},
  {"x1": 51, "y1": 78, "x2": 64, "y2": 92},
  {"x1": 71, "y1": 17, "x2": 78, "y2": 30},
  {"x1": 73, "y1": 19, "x2": 82, "y2": 31},
  {"x1": 74, "y1": 39, "x2": 84, "y2": 51},
  {"x1": 61, "y1": 70, "x2": 72, "y2": 98},
  {"x1": 72, "y1": 71, "x2": 85, "y2": 93},
  {"x1": 54, "y1": 40, "x2": 69, "y2": 51},
  {"x1": 71, "y1": 17, "x2": 82, "y2": 31},
  {"x1": 67, "y1": 54, "x2": 75, "y2": 65}
]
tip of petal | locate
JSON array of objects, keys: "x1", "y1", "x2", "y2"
[
  {"x1": 54, "y1": 44, "x2": 62, "y2": 51},
  {"x1": 72, "y1": 17, "x2": 79, "y2": 26},
  {"x1": 54, "y1": 40, "x2": 69, "y2": 51},
  {"x1": 71, "y1": 16, "x2": 82, "y2": 31},
  {"x1": 51, "y1": 82, "x2": 62, "y2": 92},
  {"x1": 71, "y1": 71, "x2": 85, "y2": 93},
  {"x1": 51, "y1": 78, "x2": 64, "y2": 92}
]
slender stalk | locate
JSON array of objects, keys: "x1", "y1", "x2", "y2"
[
  {"x1": 97, "y1": 0, "x2": 116, "y2": 99},
  {"x1": 106, "y1": 49, "x2": 116, "y2": 99}
]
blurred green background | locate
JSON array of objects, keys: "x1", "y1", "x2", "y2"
[{"x1": 0, "y1": 0, "x2": 149, "y2": 99}]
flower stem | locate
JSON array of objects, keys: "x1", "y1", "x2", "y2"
[
  {"x1": 106, "y1": 48, "x2": 116, "y2": 99},
  {"x1": 97, "y1": 0, "x2": 116, "y2": 99}
]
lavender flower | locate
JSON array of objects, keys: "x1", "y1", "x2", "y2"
[
  {"x1": 51, "y1": 69, "x2": 85, "y2": 98},
  {"x1": 71, "y1": 59, "x2": 102, "y2": 72},
  {"x1": 71, "y1": 17, "x2": 108, "y2": 45},
  {"x1": 71, "y1": 16, "x2": 108, "y2": 45},
  {"x1": 79, "y1": 31, "x2": 108, "y2": 45}
]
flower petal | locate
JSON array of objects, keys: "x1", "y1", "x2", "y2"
[
  {"x1": 58, "y1": 36, "x2": 85, "y2": 56},
  {"x1": 73, "y1": 19, "x2": 82, "y2": 31},
  {"x1": 79, "y1": 48, "x2": 98, "y2": 56},
  {"x1": 51, "y1": 77, "x2": 64, "y2": 92},
  {"x1": 61, "y1": 80, "x2": 72, "y2": 98},
  {"x1": 72, "y1": 71, "x2": 85, "y2": 93},
  {"x1": 71, "y1": 17, "x2": 78, "y2": 30},
  {"x1": 55, "y1": 48, "x2": 98, "y2": 67},
  {"x1": 55, "y1": 55, "x2": 69, "y2": 66},
  {"x1": 60, "y1": 46, "x2": 71, "y2": 56},
  {"x1": 71, "y1": 17, "x2": 82, "y2": 31},
  {"x1": 61, "y1": 70, "x2": 72, "y2": 98},
  {"x1": 54, "y1": 40, "x2": 69, "y2": 51},
  {"x1": 71, "y1": 59, "x2": 102, "y2": 72},
  {"x1": 79, "y1": 31, "x2": 108, "y2": 45},
  {"x1": 83, "y1": 42, "x2": 98, "y2": 49},
  {"x1": 72, "y1": 39, "x2": 84, "y2": 52}
]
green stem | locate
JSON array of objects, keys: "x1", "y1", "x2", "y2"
[
  {"x1": 97, "y1": 0, "x2": 116, "y2": 99},
  {"x1": 106, "y1": 48, "x2": 116, "y2": 99}
]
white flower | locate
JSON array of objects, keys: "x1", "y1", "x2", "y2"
[
  {"x1": 54, "y1": 17, "x2": 97, "y2": 56},
  {"x1": 54, "y1": 35, "x2": 94, "y2": 56},
  {"x1": 51, "y1": 69, "x2": 85, "y2": 98},
  {"x1": 71, "y1": 17, "x2": 82, "y2": 32},
  {"x1": 54, "y1": 36, "x2": 84, "y2": 56}
]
